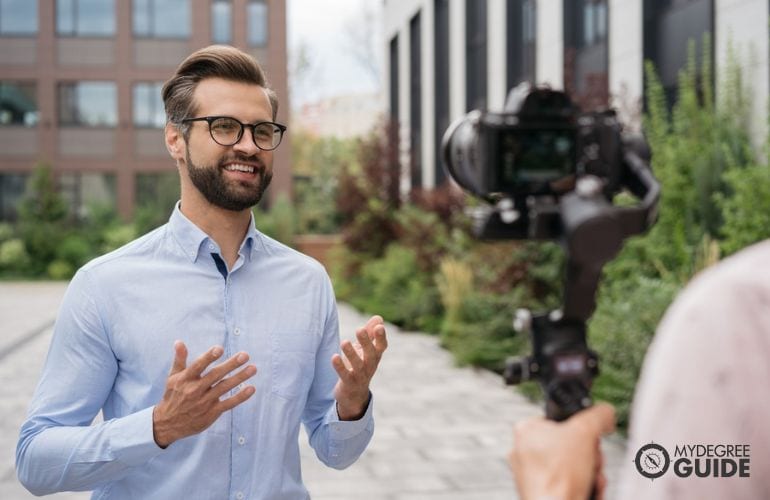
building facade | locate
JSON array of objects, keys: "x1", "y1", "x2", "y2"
[
  {"x1": 0, "y1": 0, "x2": 289, "y2": 221},
  {"x1": 383, "y1": 0, "x2": 769, "y2": 191}
]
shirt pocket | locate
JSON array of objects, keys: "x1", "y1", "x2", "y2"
[{"x1": 270, "y1": 330, "x2": 316, "y2": 400}]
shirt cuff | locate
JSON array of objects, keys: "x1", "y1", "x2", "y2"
[
  {"x1": 107, "y1": 405, "x2": 165, "y2": 467},
  {"x1": 328, "y1": 392, "x2": 374, "y2": 441}
]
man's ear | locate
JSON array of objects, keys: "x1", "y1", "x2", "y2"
[{"x1": 165, "y1": 122, "x2": 185, "y2": 161}]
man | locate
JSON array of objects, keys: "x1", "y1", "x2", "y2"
[
  {"x1": 16, "y1": 45, "x2": 388, "y2": 499},
  {"x1": 509, "y1": 240, "x2": 770, "y2": 499}
]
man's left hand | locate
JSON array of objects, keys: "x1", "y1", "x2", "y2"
[{"x1": 332, "y1": 315, "x2": 388, "y2": 420}]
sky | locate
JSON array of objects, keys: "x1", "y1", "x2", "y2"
[{"x1": 287, "y1": 0, "x2": 383, "y2": 109}]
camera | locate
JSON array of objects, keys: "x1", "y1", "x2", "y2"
[{"x1": 441, "y1": 83, "x2": 660, "y2": 421}]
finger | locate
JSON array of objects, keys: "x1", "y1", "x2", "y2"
[
  {"x1": 595, "y1": 471, "x2": 608, "y2": 500},
  {"x1": 364, "y1": 315, "x2": 384, "y2": 331},
  {"x1": 216, "y1": 384, "x2": 256, "y2": 413},
  {"x1": 373, "y1": 325, "x2": 388, "y2": 353},
  {"x1": 331, "y1": 353, "x2": 352, "y2": 380},
  {"x1": 209, "y1": 364, "x2": 257, "y2": 399},
  {"x1": 356, "y1": 328, "x2": 378, "y2": 362},
  {"x1": 201, "y1": 351, "x2": 250, "y2": 387},
  {"x1": 186, "y1": 345, "x2": 225, "y2": 378},
  {"x1": 571, "y1": 402, "x2": 616, "y2": 436},
  {"x1": 340, "y1": 340, "x2": 364, "y2": 372},
  {"x1": 170, "y1": 341, "x2": 188, "y2": 374}
]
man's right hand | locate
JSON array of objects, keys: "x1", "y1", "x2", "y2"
[{"x1": 152, "y1": 341, "x2": 257, "y2": 448}]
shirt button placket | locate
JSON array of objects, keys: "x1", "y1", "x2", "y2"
[{"x1": 235, "y1": 492, "x2": 244, "y2": 500}]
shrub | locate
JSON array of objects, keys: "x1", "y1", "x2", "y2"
[
  {"x1": 0, "y1": 238, "x2": 30, "y2": 273},
  {"x1": 252, "y1": 193, "x2": 296, "y2": 246}
]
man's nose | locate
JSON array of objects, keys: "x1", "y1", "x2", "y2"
[{"x1": 232, "y1": 127, "x2": 260, "y2": 156}]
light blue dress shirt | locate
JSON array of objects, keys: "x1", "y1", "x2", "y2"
[{"x1": 16, "y1": 205, "x2": 374, "y2": 499}]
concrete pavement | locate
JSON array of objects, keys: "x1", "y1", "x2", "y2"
[{"x1": 0, "y1": 281, "x2": 627, "y2": 499}]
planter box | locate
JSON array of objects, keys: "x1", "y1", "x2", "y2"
[{"x1": 294, "y1": 234, "x2": 342, "y2": 271}]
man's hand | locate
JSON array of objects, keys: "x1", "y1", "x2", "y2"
[
  {"x1": 152, "y1": 341, "x2": 257, "y2": 448},
  {"x1": 509, "y1": 402, "x2": 616, "y2": 500},
  {"x1": 332, "y1": 315, "x2": 388, "y2": 420}
]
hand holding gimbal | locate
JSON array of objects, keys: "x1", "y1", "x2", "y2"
[{"x1": 442, "y1": 83, "x2": 660, "y2": 421}]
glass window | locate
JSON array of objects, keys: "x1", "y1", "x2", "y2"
[
  {"x1": 133, "y1": 82, "x2": 165, "y2": 128},
  {"x1": 57, "y1": 0, "x2": 115, "y2": 36},
  {"x1": 58, "y1": 82, "x2": 117, "y2": 127},
  {"x1": 247, "y1": 0, "x2": 268, "y2": 46},
  {"x1": 0, "y1": 173, "x2": 28, "y2": 221},
  {"x1": 0, "y1": 0, "x2": 38, "y2": 35},
  {"x1": 0, "y1": 82, "x2": 38, "y2": 126},
  {"x1": 212, "y1": 0, "x2": 232, "y2": 44},
  {"x1": 59, "y1": 172, "x2": 116, "y2": 220},
  {"x1": 133, "y1": 0, "x2": 190, "y2": 38}
]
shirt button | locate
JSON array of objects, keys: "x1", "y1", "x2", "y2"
[
  {"x1": 208, "y1": 243, "x2": 215, "y2": 250},
  {"x1": 234, "y1": 327, "x2": 241, "y2": 336},
  {"x1": 238, "y1": 436, "x2": 246, "y2": 445},
  {"x1": 236, "y1": 492, "x2": 244, "y2": 500}
]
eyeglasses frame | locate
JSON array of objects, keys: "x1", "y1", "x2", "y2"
[{"x1": 180, "y1": 115, "x2": 288, "y2": 151}]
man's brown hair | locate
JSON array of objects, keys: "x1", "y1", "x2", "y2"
[{"x1": 162, "y1": 45, "x2": 279, "y2": 135}]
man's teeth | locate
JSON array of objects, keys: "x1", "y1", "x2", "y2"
[{"x1": 225, "y1": 164, "x2": 255, "y2": 173}]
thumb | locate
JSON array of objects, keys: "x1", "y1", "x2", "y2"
[{"x1": 169, "y1": 340, "x2": 188, "y2": 374}]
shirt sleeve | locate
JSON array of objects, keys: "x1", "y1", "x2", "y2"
[
  {"x1": 16, "y1": 269, "x2": 163, "y2": 495},
  {"x1": 618, "y1": 261, "x2": 770, "y2": 499},
  {"x1": 301, "y1": 276, "x2": 374, "y2": 469}
]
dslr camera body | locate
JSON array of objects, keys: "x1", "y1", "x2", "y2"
[{"x1": 442, "y1": 83, "x2": 660, "y2": 421}]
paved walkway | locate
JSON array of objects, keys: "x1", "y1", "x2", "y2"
[{"x1": 0, "y1": 282, "x2": 627, "y2": 499}]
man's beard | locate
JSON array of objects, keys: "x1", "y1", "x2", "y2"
[{"x1": 185, "y1": 147, "x2": 272, "y2": 212}]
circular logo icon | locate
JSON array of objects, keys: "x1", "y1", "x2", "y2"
[{"x1": 635, "y1": 443, "x2": 670, "y2": 479}]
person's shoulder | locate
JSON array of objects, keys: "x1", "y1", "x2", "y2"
[
  {"x1": 686, "y1": 239, "x2": 770, "y2": 295},
  {"x1": 79, "y1": 224, "x2": 170, "y2": 275}
]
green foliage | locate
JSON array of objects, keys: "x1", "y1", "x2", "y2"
[
  {"x1": 134, "y1": 172, "x2": 180, "y2": 234},
  {"x1": 292, "y1": 130, "x2": 355, "y2": 234},
  {"x1": 252, "y1": 193, "x2": 296, "y2": 246},
  {"x1": 348, "y1": 244, "x2": 443, "y2": 332},
  {"x1": 17, "y1": 163, "x2": 69, "y2": 275},
  {"x1": 0, "y1": 238, "x2": 30, "y2": 273},
  {"x1": 716, "y1": 165, "x2": 770, "y2": 255},
  {"x1": 589, "y1": 276, "x2": 680, "y2": 428}
]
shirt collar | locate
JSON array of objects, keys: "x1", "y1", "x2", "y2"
[{"x1": 168, "y1": 202, "x2": 261, "y2": 263}]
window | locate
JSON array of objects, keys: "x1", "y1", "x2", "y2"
[
  {"x1": 409, "y1": 12, "x2": 422, "y2": 190},
  {"x1": 0, "y1": 0, "x2": 37, "y2": 35},
  {"x1": 0, "y1": 173, "x2": 27, "y2": 221},
  {"x1": 133, "y1": 82, "x2": 165, "y2": 128},
  {"x1": 389, "y1": 35, "x2": 399, "y2": 124},
  {"x1": 507, "y1": 0, "x2": 537, "y2": 90},
  {"x1": 133, "y1": 0, "x2": 190, "y2": 39},
  {"x1": 58, "y1": 82, "x2": 117, "y2": 127},
  {"x1": 247, "y1": 0, "x2": 268, "y2": 46},
  {"x1": 563, "y1": 0, "x2": 608, "y2": 110},
  {"x1": 0, "y1": 82, "x2": 38, "y2": 126},
  {"x1": 57, "y1": 0, "x2": 115, "y2": 37},
  {"x1": 643, "y1": 0, "x2": 713, "y2": 108},
  {"x1": 59, "y1": 173, "x2": 116, "y2": 220},
  {"x1": 212, "y1": 0, "x2": 232, "y2": 44},
  {"x1": 466, "y1": 0, "x2": 488, "y2": 111},
  {"x1": 434, "y1": 0, "x2": 449, "y2": 185}
]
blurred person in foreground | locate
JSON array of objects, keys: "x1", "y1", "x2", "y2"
[
  {"x1": 16, "y1": 45, "x2": 388, "y2": 499},
  {"x1": 510, "y1": 240, "x2": 770, "y2": 499}
]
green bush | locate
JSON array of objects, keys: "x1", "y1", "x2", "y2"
[
  {"x1": 0, "y1": 238, "x2": 30, "y2": 273},
  {"x1": 589, "y1": 276, "x2": 680, "y2": 428},
  {"x1": 717, "y1": 165, "x2": 770, "y2": 256},
  {"x1": 252, "y1": 193, "x2": 296, "y2": 246},
  {"x1": 352, "y1": 244, "x2": 443, "y2": 332},
  {"x1": 47, "y1": 259, "x2": 74, "y2": 280},
  {"x1": 56, "y1": 234, "x2": 92, "y2": 271}
]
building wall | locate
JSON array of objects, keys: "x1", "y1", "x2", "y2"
[
  {"x1": 384, "y1": 0, "x2": 770, "y2": 190},
  {"x1": 0, "y1": 0, "x2": 289, "y2": 220}
]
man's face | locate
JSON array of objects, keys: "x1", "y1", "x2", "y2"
[{"x1": 179, "y1": 78, "x2": 275, "y2": 212}]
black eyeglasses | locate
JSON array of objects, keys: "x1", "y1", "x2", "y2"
[{"x1": 181, "y1": 116, "x2": 287, "y2": 151}]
